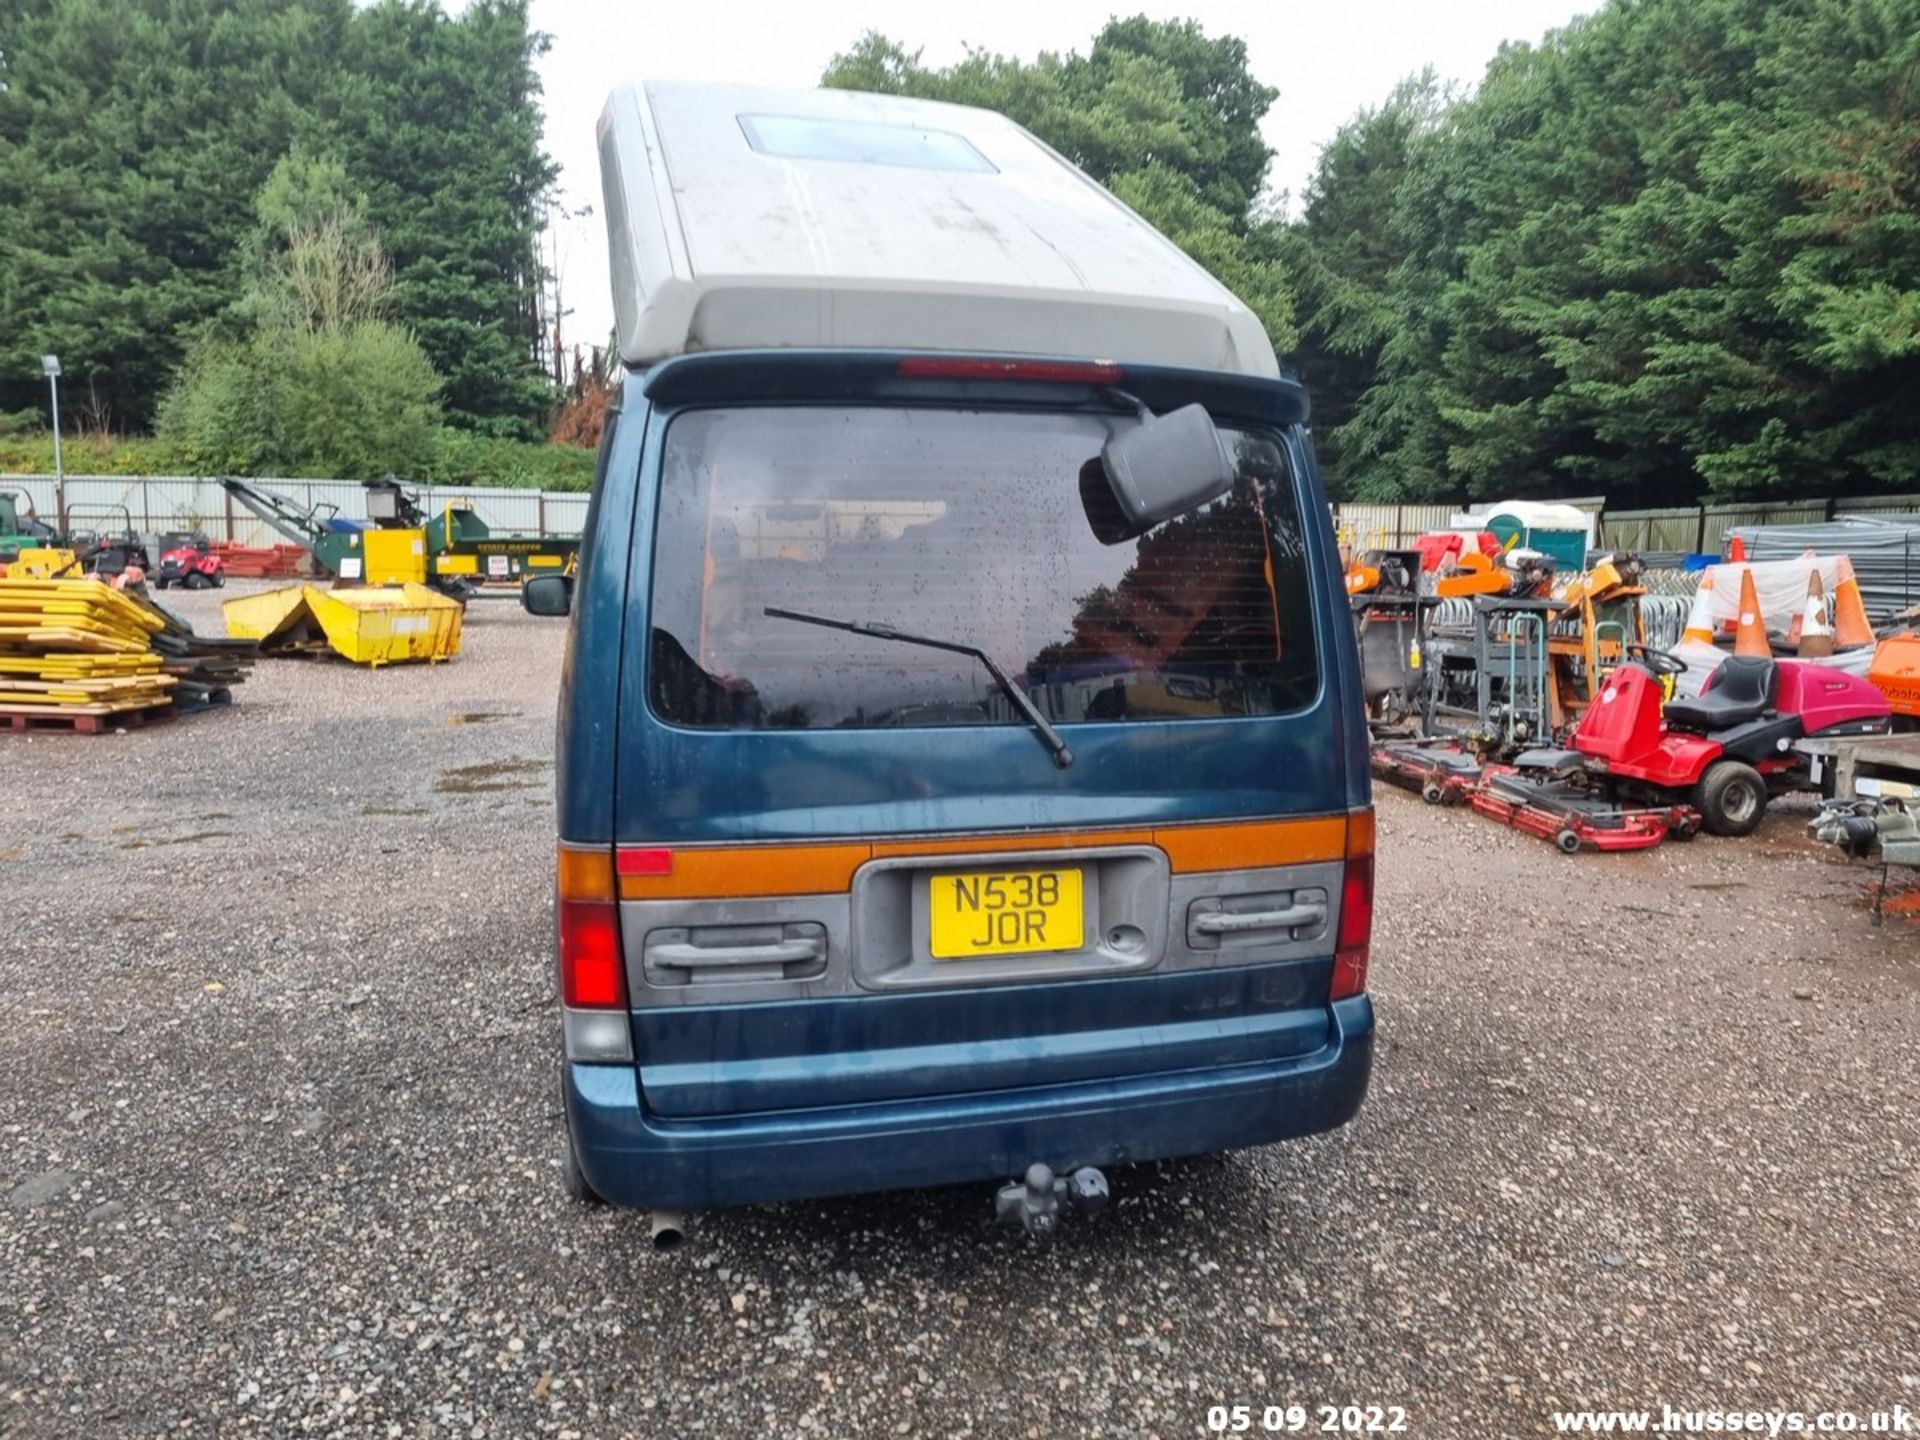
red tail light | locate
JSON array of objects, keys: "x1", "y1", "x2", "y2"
[
  {"x1": 895, "y1": 356, "x2": 1125, "y2": 384},
  {"x1": 560, "y1": 899, "x2": 623, "y2": 1008},
  {"x1": 1331, "y1": 811, "x2": 1374, "y2": 1001},
  {"x1": 558, "y1": 848, "x2": 626, "y2": 1011}
]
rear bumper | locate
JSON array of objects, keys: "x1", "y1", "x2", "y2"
[{"x1": 565, "y1": 993, "x2": 1373, "y2": 1209}]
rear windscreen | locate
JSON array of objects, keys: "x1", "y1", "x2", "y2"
[{"x1": 648, "y1": 406, "x2": 1319, "y2": 731}]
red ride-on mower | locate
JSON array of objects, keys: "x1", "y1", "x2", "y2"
[
  {"x1": 154, "y1": 533, "x2": 226, "y2": 590},
  {"x1": 1526, "y1": 645, "x2": 1891, "y2": 836}
]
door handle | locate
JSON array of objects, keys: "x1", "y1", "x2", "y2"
[
  {"x1": 1190, "y1": 902, "x2": 1327, "y2": 936},
  {"x1": 647, "y1": 937, "x2": 824, "y2": 969}
]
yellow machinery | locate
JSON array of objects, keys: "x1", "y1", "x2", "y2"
[
  {"x1": 3, "y1": 547, "x2": 81, "y2": 579},
  {"x1": 1542, "y1": 554, "x2": 1649, "y2": 729},
  {"x1": 224, "y1": 583, "x2": 463, "y2": 667},
  {"x1": 220, "y1": 477, "x2": 576, "y2": 593}
]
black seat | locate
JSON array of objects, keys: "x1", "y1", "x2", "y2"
[{"x1": 1664, "y1": 655, "x2": 1777, "y2": 733}]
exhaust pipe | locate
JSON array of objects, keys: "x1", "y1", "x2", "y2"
[{"x1": 648, "y1": 1209, "x2": 686, "y2": 1252}]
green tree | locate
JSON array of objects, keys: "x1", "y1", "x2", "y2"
[
  {"x1": 0, "y1": 0, "x2": 556, "y2": 439},
  {"x1": 0, "y1": 0, "x2": 350, "y2": 429},
  {"x1": 1293, "y1": 0, "x2": 1920, "y2": 505},
  {"x1": 159, "y1": 167, "x2": 442, "y2": 478},
  {"x1": 323, "y1": 0, "x2": 559, "y2": 438},
  {"x1": 1279, "y1": 72, "x2": 1448, "y2": 496}
]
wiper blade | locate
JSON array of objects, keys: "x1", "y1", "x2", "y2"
[{"x1": 764, "y1": 607, "x2": 1074, "y2": 769}]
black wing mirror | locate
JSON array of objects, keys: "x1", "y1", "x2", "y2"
[
  {"x1": 1084, "y1": 402, "x2": 1235, "y2": 544},
  {"x1": 522, "y1": 574, "x2": 573, "y2": 617}
]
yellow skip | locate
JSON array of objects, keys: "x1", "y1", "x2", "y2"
[{"x1": 224, "y1": 583, "x2": 463, "y2": 667}]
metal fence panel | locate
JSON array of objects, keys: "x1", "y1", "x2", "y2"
[
  {"x1": 1331, "y1": 503, "x2": 1456, "y2": 549},
  {"x1": 1597, "y1": 507, "x2": 1703, "y2": 553},
  {"x1": 0, "y1": 474, "x2": 593, "y2": 545}
]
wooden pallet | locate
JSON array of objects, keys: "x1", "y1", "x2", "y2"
[{"x1": 0, "y1": 702, "x2": 176, "y2": 735}]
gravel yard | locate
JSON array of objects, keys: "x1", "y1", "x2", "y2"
[{"x1": 2, "y1": 582, "x2": 1916, "y2": 1438}]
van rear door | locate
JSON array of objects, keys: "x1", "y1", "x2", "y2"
[{"x1": 610, "y1": 368, "x2": 1364, "y2": 1119}]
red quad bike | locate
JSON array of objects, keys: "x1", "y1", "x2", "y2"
[
  {"x1": 1524, "y1": 645, "x2": 1892, "y2": 837},
  {"x1": 154, "y1": 533, "x2": 226, "y2": 590}
]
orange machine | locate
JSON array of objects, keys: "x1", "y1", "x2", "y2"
[{"x1": 1870, "y1": 633, "x2": 1920, "y2": 729}]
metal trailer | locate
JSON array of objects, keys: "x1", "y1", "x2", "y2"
[{"x1": 1797, "y1": 732, "x2": 1920, "y2": 803}]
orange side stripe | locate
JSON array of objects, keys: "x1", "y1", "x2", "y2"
[
  {"x1": 615, "y1": 816, "x2": 1354, "y2": 901},
  {"x1": 621, "y1": 843, "x2": 870, "y2": 900},
  {"x1": 1154, "y1": 816, "x2": 1346, "y2": 872}
]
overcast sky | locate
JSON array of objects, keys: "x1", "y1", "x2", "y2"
[{"x1": 529, "y1": 0, "x2": 1596, "y2": 353}]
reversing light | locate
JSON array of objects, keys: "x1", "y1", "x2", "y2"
[
  {"x1": 895, "y1": 356, "x2": 1126, "y2": 384},
  {"x1": 1331, "y1": 811, "x2": 1375, "y2": 1001},
  {"x1": 557, "y1": 847, "x2": 632, "y2": 1062}
]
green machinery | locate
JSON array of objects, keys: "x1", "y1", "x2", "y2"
[
  {"x1": 219, "y1": 476, "x2": 579, "y2": 594},
  {"x1": 0, "y1": 490, "x2": 59, "y2": 564}
]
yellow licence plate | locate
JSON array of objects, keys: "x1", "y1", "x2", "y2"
[{"x1": 928, "y1": 868, "x2": 1084, "y2": 960}]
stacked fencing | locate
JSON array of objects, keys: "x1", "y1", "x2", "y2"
[{"x1": 1729, "y1": 515, "x2": 1920, "y2": 623}]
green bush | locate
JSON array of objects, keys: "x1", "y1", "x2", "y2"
[
  {"x1": 0, "y1": 426, "x2": 594, "y2": 490},
  {"x1": 425, "y1": 428, "x2": 596, "y2": 491},
  {"x1": 158, "y1": 320, "x2": 443, "y2": 481},
  {"x1": 0, "y1": 433, "x2": 184, "y2": 476}
]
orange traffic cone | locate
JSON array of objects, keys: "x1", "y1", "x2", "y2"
[
  {"x1": 1733, "y1": 567, "x2": 1771, "y2": 657},
  {"x1": 1833, "y1": 554, "x2": 1874, "y2": 650},
  {"x1": 1796, "y1": 569, "x2": 1834, "y2": 658},
  {"x1": 1681, "y1": 571, "x2": 1717, "y2": 646},
  {"x1": 1728, "y1": 535, "x2": 1747, "y2": 562}
]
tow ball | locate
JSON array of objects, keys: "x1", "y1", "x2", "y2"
[{"x1": 994, "y1": 1162, "x2": 1109, "y2": 1238}]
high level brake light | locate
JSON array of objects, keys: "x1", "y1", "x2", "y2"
[
  {"x1": 895, "y1": 357, "x2": 1125, "y2": 384},
  {"x1": 1330, "y1": 810, "x2": 1375, "y2": 1001},
  {"x1": 557, "y1": 846, "x2": 632, "y2": 1062}
]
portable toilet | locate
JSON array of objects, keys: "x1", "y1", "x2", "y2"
[{"x1": 1469, "y1": 501, "x2": 1593, "y2": 573}]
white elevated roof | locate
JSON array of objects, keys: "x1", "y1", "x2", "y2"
[{"x1": 596, "y1": 82, "x2": 1280, "y2": 377}]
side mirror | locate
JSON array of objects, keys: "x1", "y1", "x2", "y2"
[
  {"x1": 1089, "y1": 403, "x2": 1235, "y2": 543},
  {"x1": 522, "y1": 574, "x2": 573, "y2": 617}
]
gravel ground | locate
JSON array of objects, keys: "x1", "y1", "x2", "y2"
[{"x1": 2, "y1": 581, "x2": 1917, "y2": 1438}]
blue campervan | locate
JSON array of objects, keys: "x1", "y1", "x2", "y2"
[{"x1": 529, "y1": 82, "x2": 1374, "y2": 1229}]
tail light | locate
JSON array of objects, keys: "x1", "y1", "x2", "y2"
[
  {"x1": 895, "y1": 356, "x2": 1125, "y2": 384},
  {"x1": 1330, "y1": 811, "x2": 1374, "y2": 1001},
  {"x1": 557, "y1": 847, "x2": 632, "y2": 1062}
]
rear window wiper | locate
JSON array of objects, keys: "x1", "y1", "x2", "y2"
[{"x1": 764, "y1": 607, "x2": 1074, "y2": 769}]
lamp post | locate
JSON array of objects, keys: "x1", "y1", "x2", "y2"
[{"x1": 40, "y1": 354, "x2": 62, "y2": 488}]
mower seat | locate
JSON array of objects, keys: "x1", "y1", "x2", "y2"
[{"x1": 1664, "y1": 655, "x2": 1777, "y2": 733}]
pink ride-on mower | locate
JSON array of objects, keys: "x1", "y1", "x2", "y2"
[{"x1": 1521, "y1": 645, "x2": 1892, "y2": 836}]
